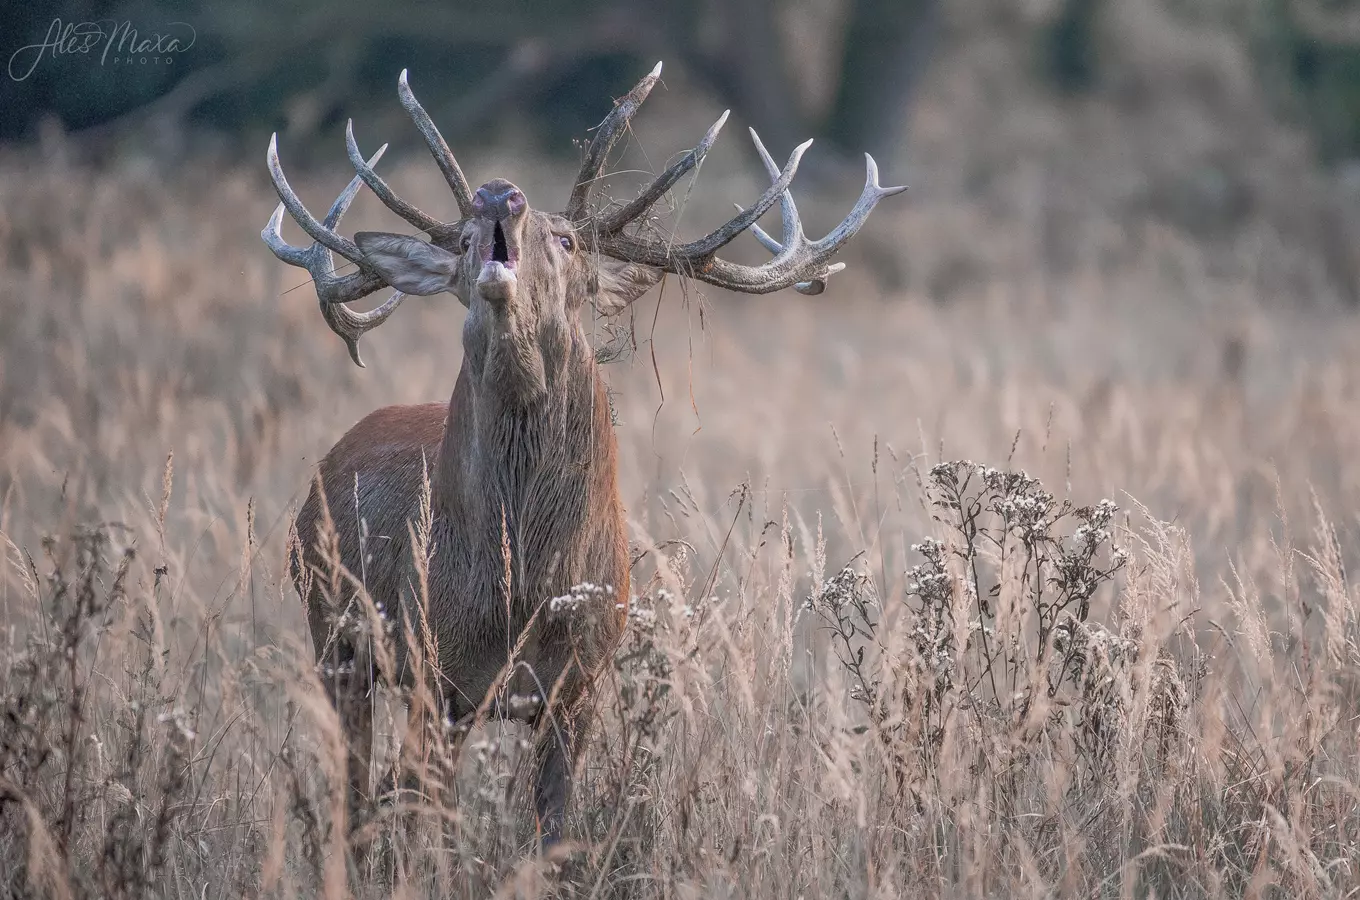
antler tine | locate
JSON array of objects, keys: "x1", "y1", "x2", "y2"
[
  {"x1": 595, "y1": 134, "x2": 905, "y2": 296},
  {"x1": 744, "y1": 130, "x2": 842, "y2": 295},
  {"x1": 707, "y1": 151, "x2": 906, "y2": 294},
  {"x1": 809, "y1": 153, "x2": 908, "y2": 254},
  {"x1": 597, "y1": 109, "x2": 730, "y2": 236},
  {"x1": 261, "y1": 138, "x2": 412, "y2": 367},
  {"x1": 399, "y1": 69, "x2": 477, "y2": 218},
  {"x1": 345, "y1": 120, "x2": 445, "y2": 234},
  {"x1": 565, "y1": 61, "x2": 664, "y2": 222},
  {"x1": 748, "y1": 129, "x2": 801, "y2": 252},
  {"x1": 588, "y1": 129, "x2": 810, "y2": 271},
  {"x1": 321, "y1": 287, "x2": 409, "y2": 368},
  {"x1": 673, "y1": 132, "x2": 811, "y2": 259},
  {"x1": 736, "y1": 200, "x2": 842, "y2": 294},
  {"x1": 261, "y1": 203, "x2": 311, "y2": 268},
  {"x1": 267, "y1": 134, "x2": 367, "y2": 265}
]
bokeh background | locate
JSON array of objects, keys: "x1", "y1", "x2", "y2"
[
  {"x1": 5, "y1": 0, "x2": 1360, "y2": 545},
  {"x1": 4, "y1": 1, "x2": 1360, "y2": 896}
]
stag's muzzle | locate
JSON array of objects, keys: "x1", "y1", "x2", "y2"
[
  {"x1": 473, "y1": 180, "x2": 526, "y2": 223},
  {"x1": 472, "y1": 179, "x2": 526, "y2": 302}
]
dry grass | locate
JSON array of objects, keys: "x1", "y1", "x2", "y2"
[{"x1": 3, "y1": 5, "x2": 1360, "y2": 897}]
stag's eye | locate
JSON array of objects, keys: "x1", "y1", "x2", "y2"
[
  {"x1": 557, "y1": 234, "x2": 575, "y2": 252},
  {"x1": 459, "y1": 233, "x2": 472, "y2": 253}
]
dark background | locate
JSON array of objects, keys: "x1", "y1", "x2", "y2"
[{"x1": 5, "y1": 0, "x2": 1357, "y2": 165}]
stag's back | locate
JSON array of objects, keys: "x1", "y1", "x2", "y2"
[{"x1": 293, "y1": 402, "x2": 447, "y2": 655}]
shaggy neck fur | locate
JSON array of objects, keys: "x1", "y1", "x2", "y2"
[{"x1": 434, "y1": 302, "x2": 617, "y2": 622}]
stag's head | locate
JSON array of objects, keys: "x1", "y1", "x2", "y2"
[
  {"x1": 262, "y1": 62, "x2": 905, "y2": 370},
  {"x1": 352, "y1": 175, "x2": 662, "y2": 336}
]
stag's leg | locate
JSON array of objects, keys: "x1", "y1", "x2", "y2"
[
  {"x1": 533, "y1": 700, "x2": 590, "y2": 849},
  {"x1": 332, "y1": 646, "x2": 376, "y2": 827},
  {"x1": 307, "y1": 600, "x2": 375, "y2": 830},
  {"x1": 376, "y1": 688, "x2": 466, "y2": 806}
]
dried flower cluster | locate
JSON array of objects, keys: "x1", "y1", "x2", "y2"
[{"x1": 806, "y1": 461, "x2": 1183, "y2": 813}]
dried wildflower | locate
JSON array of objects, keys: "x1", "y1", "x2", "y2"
[
  {"x1": 817, "y1": 462, "x2": 1168, "y2": 807},
  {"x1": 613, "y1": 588, "x2": 676, "y2": 752},
  {"x1": 156, "y1": 708, "x2": 198, "y2": 743},
  {"x1": 506, "y1": 693, "x2": 543, "y2": 717},
  {"x1": 548, "y1": 581, "x2": 615, "y2": 622}
]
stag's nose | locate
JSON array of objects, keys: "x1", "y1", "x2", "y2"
[{"x1": 472, "y1": 179, "x2": 526, "y2": 221}]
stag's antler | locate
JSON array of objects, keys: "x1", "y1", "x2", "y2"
[
  {"x1": 265, "y1": 62, "x2": 906, "y2": 366},
  {"x1": 262, "y1": 70, "x2": 467, "y2": 366},
  {"x1": 567, "y1": 63, "x2": 906, "y2": 297}
]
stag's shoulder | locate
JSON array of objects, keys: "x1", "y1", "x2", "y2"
[
  {"x1": 308, "y1": 402, "x2": 450, "y2": 506},
  {"x1": 298, "y1": 401, "x2": 450, "y2": 545},
  {"x1": 327, "y1": 402, "x2": 448, "y2": 461}
]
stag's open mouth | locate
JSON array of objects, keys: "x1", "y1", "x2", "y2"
[
  {"x1": 477, "y1": 222, "x2": 518, "y2": 301},
  {"x1": 478, "y1": 220, "x2": 519, "y2": 283},
  {"x1": 492, "y1": 221, "x2": 510, "y2": 265}
]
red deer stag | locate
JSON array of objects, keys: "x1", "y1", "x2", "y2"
[{"x1": 264, "y1": 62, "x2": 904, "y2": 847}]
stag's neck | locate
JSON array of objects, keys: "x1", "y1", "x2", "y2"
[{"x1": 434, "y1": 317, "x2": 612, "y2": 527}]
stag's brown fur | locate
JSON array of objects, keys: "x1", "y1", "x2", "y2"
[
  {"x1": 269, "y1": 64, "x2": 902, "y2": 851},
  {"x1": 293, "y1": 186, "x2": 657, "y2": 844}
]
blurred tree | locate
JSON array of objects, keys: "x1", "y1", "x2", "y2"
[
  {"x1": 11, "y1": 0, "x2": 1360, "y2": 174},
  {"x1": 0, "y1": 0, "x2": 938, "y2": 167},
  {"x1": 824, "y1": 0, "x2": 938, "y2": 160},
  {"x1": 1261, "y1": 0, "x2": 1360, "y2": 161},
  {"x1": 1043, "y1": 0, "x2": 1102, "y2": 94}
]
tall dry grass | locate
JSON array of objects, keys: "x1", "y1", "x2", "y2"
[{"x1": 3, "y1": 5, "x2": 1360, "y2": 896}]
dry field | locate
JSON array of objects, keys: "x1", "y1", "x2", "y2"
[{"x1": 3, "y1": 9, "x2": 1360, "y2": 898}]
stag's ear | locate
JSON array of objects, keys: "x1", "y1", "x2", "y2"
[
  {"x1": 355, "y1": 232, "x2": 465, "y2": 304},
  {"x1": 590, "y1": 258, "x2": 664, "y2": 315}
]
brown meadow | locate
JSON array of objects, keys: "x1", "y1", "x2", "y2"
[{"x1": 3, "y1": 10, "x2": 1360, "y2": 896}]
